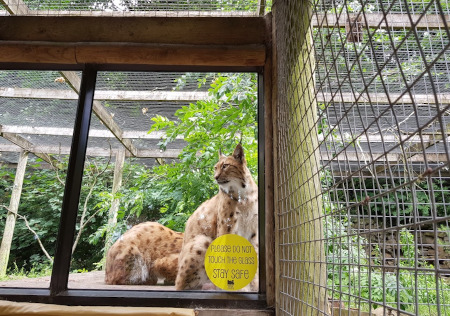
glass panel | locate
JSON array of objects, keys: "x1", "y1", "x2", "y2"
[
  {"x1": 0, "y1": 70, "x2": 80, "y2": 288},
  {"x1": 68, "y1": 71, "x2": 260, "y2": 292}
]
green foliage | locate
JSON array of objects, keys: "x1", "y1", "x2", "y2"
[
  {"x1": 324, "y1": 210, "x2": 450, "y2": 314},
  {"x1": 323, "y1": 176, "x2": 450, "y2": 313},
  {"x1": 0, "y1": 262, "x2": 52, "y2": 282},
  {"x1": 0, "y1": 158, "x2": 114, "y2": 273},
  {"x1": 330, "y1": 177, "x2": 450, "y2": 225}
]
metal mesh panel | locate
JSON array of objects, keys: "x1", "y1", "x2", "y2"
[
  {"x1": 275, "y1": 0, "x2": 450, "y2": 315},
  {"x1": 95, "y1": 72, "x2": 209, "y2": 91},
  {"x1": 0, "y1": 0, "x2": 266, "y2": 16},
  {"x1": 0, "y1": 70, "x2": 211, "y2": 165}
]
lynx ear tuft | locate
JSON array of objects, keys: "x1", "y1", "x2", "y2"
[
  {"x1": 218, "y1": 148, "x2": 226, "y2": 159},
  {"x1": 232, "y1": 144, "x2": 245, "y2": 163}
]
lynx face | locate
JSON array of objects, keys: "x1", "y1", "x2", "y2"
[{"x1": 214, "y1": 145, "x2": 251, "y2": 200}]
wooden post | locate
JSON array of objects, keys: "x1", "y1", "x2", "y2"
[
  {"x1": 104, "y1": 149, "x2": 126, "y2": 256},
  {"x1": 271, "y1": 4, "x2": 281, "y2": 311},
  {"x1": 0, "y1": 150, "x2": 28, "y2": 276},
  {"x1": 287, "y1": 2, "x2": 329, "y2": 314},
  {"x1": 264, "y1": 13, "x2": 275, "y2": 308},
  {"x1": 273, "y1": 0, "x2": 329, "y2": 314}
]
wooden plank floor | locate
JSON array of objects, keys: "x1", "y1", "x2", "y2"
[{"x1": 0, "y1": 270, "x2": 176, "y2": 290}]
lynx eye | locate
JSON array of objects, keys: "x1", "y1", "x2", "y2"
[{"x1": 222, "y1": 164, "x2": 229, "y2": 169}]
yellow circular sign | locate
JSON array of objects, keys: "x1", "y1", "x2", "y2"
[{"x1": 204, "y1": 234, "x2": 257, "y2": 291}]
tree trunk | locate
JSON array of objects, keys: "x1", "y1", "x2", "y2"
[
  {"x1": 104, "y1": 149, "x2": 125, "y2": 257},
  {"x1": 0, "y1": 150, "x2": 28, "y2": 276}
]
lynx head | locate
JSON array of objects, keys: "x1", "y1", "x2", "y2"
[{"x1": 214, "y1": 144, "x2": 251, "y2": 197}]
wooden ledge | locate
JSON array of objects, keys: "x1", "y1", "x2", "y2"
[
  {"x1": 0, "y1": 16, "x2": 269, "y2": 66},
  {"x1": 0, "y1": 16, "x2": 267, "y2": 45},
  {"x1": 0, "y1": 41, "x2": 265, "y2": 66}
]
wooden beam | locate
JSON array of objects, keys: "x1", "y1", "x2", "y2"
[
  {"x1": 0, "y1": 87, "x2": 77, "y2": 99},
  {"x1": 2, "y1": 87, "x2": 449, "y2": 105},
  {"x1": 0, "y1": 142, "x2": 446, "y2": 162},
  {"x1": 318, "y1": 92, "x2": 450, "y2": 105},
  {"x1": 60, "y1": 71, "x2": 139, "y2": 156},
  {"x1": 0, "y1": 144, "x2": 181, "y2": 158},
  {"x1": 0, "y1": 14, "x2": 266, "y2": 67},
  {"x1": 0, "y1": 150, "x2": 28, "y2": 276},
  {"x1": 285, "y1": 1, "x2": 328, "y2": 311},
  {"x1": 322, "y1": 151, "x2": 449, "y2": 163},
  {"x1": 270, "y1": 4, "x2": 281, "y2": 311},
  {"x1": 75, "y1": 43, "x2": 265, "y2": 67},
  {"x1": 0, "y1": 132, "x2": 61, "y2": 167},
  {"x1": 0, "y1": 41, "x2": 265, "y2": 66},
  {"x1": 313, "y1": 12, "x2": 450, "y2": 29},
  {"x1": 318, "y1": 134, "x2": 441, "y2": 143},
  {"x1": 0, "y1": 125, "x2": 174, "y2": 140},
  {"x1": 0, "y1": 87, "x2": 210, "y2": 102},
  {"x1": 0, "y1": 41, "x2": 76, "y2": 64},
  {"x1": 0, "y1": 16, "x2": 266, "y2": 46},
  {"x1": 263, "y1": 12, "x2": 275, "y2": 307},
  {"x1": 2, "y1": 124, "x2": 443, "y2": 144}
]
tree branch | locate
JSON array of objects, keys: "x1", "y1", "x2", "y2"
[
  {"x1": 72, "y1": 149, "x2": 112, "y2": 255},
  {"x1": 0, "y1": 205, "x2": 53, "y2": 264}
]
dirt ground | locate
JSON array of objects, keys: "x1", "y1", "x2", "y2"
[{"x1": 0, "y1": 270, "x2": 176, "y2": 290}]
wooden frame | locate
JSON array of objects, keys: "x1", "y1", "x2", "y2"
[
  {"x1": 0, "y1": 14, "x2": 275, "y2": 314},
  {"x1": 0, "y1": 16, "x2": 266, "y2": 67}
]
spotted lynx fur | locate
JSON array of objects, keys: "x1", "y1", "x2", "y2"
[
  {"x1": 105, "y1": 222, "x2": 183, "y2": 285},
  {"x1": 175, "y1": 144, "x2": 258, "y2": 291}
]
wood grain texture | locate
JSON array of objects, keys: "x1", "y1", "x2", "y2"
[
  {"x1": 0, "y1": 16, "x2": 267, "y2": 45},
  {"x1": 75, "y1": 43, "x2": 265, "y2": 67},
  {"x1": 0, "y1": 151, "x2": 28, "y2": 276},
  {"x1": 0, "y1": 87, "x2": 210, "y2": 101},
  {"x1": 0, "y1": 131, "x2": 60, "y2": 166},
  {"x1": 0, "y1": 42, "x2": 265, "y2": 67},
  {"x1": 270, "y1": 4, "x2": 281, "y2": 312},
  {"x1": 0, "y1": 42, "x2": 76, "y2": 64},
  {"x1": 263, "y1": 12, "x2": 275, "y2": 309}
]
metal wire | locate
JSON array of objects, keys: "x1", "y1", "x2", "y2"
[
  {"x1": 275, "y1": 0, "x2": 450, "y2": 314},
  {"x1": 0, "y1": 0, "x2": 265, "y2": 16}
]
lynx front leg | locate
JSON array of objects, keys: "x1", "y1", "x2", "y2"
[
  {"x1": 175, "y1": 235, "x2": 212, "y2": 290},
  {"x1": 153, "y1": 253, "x2": 179, "y2": 285}
]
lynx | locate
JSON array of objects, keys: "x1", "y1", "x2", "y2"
[
  {"x1": 175, "y1": 144, "x2": 258, "y2": 291},
  {"x1": 105, "y1": 222, "x2": 183, "y2": 285}
]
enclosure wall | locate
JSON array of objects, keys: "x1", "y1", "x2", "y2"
[{"x1": 274, "y1": 0, "x2": 450, "y2": 314}]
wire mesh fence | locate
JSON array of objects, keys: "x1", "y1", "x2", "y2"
[
  {"x1": 0, "y1": 0, "x2": 267, "y2": 16},
  {"x1": 274, "y1": 0, "x2": 449, "y2": 315}
]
